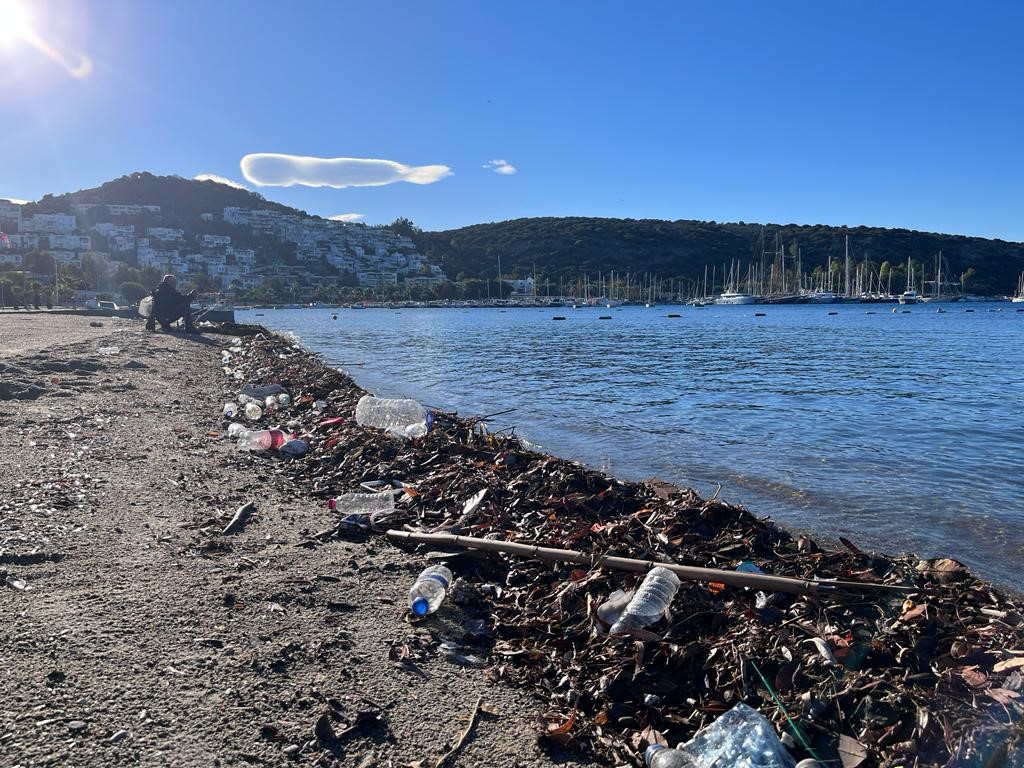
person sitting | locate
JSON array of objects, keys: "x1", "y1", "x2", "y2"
[{"x1": 145, "y1": 274, "x2": 199, "y2": 333}]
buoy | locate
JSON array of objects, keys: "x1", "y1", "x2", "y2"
[
  {"x1": 828, "y1": 311, "x2": 838, "y2": 315},
  {"x1": 667, "y1": 313, "x2": 681, "y2": 318},
  {"x1": 965, "y1": 309, "x2": 975, "y2": 313},
  {"x1": 866, "y1": 311, "x2": 876, "y2": 315},
  {"x1": 331, "y1": 314, "x2": 338, "y2": 320},
  {"x1": 599, "y1": 315, "x2": 612, "y2": 320},
  {"x1": 755, "y1": 312, "x2": 766, "y2": 317},
  {"x1": 552, "y1": 316, "x2": 567, "y2": 321}
]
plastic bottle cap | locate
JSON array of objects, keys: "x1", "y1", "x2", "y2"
[
  {"x1": 411, "y1": 597, "x2": 429, "y2": 616},
  {"x1": 327, "y1": 499, "x2": 336, "y2": 510}
]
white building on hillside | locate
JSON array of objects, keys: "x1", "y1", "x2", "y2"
[
  {"x1": 93, "y1": 223, "x2": 135, "y2": 237},
  {"x1": 201, "y1": 234, "x2": 231, "y2": 247},
  {"x1": 21, "y1": 213, "x2": 76, "y2": 233},
  {"x1": 147, "y1": 227, "x2": 184, "y2": 241},
  {"x1": 49, "y1": 233, "x2": 91, "y2": 250}
]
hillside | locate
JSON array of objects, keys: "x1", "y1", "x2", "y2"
[
  {"x1": 415, "y1": 217, "x2": 1024, "y2": 296},
  {"x1": 31, "y1": 172, "x2": 304, "y2": 221}
]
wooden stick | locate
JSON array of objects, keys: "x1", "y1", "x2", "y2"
[
  {"x1": 223, "y1": 501, "x2": 256, "y2": 535},
  {"x1": 385, "y1": 530, "x2": 921, "y2": 596},
  {"x1": 434, "y1": 694, "x2": 483, "y2": 768}
]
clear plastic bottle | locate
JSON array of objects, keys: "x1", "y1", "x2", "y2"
[
  {"x1": 610, "y1": 567, "x2": 680, "y2": 634},
  {"x1": 223, "y1": 402, "x2": 238, "y2": 418},
  {"x1": 328, "y1": 490, "x2": 394, "y2": 516},
  {"x1": 227, "y1": 422, "x2": 249, "y2": 438},
  {"x1": 244, "y1": 402, "x2": 263, "y2": 420},
  {"x1": 678, "y1": 702, "x2": 796, "y2": 768},
  {"x1": 264, "y1": 395, "x2": 278, "y2": 411},
  {"x1": 355, "y1": 394, "x2": 427, "y2": 431},
  {"x1": 645, "y1": 745, "x2": 696, "y2": 768},
  {"x1": 408, "y1": 565, "x2": 452, "y2": 616},
  {"x1": 278, "y1": 393, "x2": 291, "y2": 407},
  {"x1": 237, "y1": 428, "x2": 291, "y2": 451}
]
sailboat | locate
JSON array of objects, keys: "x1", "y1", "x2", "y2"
[
  {"x1": 1013, "y1": 272, "x2": 1024, "y2": 303},
  {"x1": 899, "y1": 258, "x2": 919, "y2": 304}
]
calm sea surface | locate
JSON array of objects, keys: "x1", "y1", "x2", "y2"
[{"x1": 240, "y1": 303, "x2": 1024, "y2": 591}]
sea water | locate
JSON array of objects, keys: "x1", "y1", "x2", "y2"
[{"x1": 243, "y1": 303, "x2": 1024, "y2": 591}]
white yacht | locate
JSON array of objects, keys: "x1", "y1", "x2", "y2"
[{"x1": 717, "y1": 290, "x2": 757, "y2": 305}]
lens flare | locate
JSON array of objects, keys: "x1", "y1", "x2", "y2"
[{"x1": 0, "y1": 0, "x2": 31, "y2": 45}]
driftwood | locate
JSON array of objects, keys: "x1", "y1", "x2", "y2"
[
  {"x1": 386, "y1": 530, "x2": 921, "y2": 596},
  {"x1": 223, "y1": 501, "x2": 256, "y2": 535}
]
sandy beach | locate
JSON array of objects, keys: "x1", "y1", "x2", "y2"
[{"x1": 0, "y1": 315, "x2": 594, "y2": 768}]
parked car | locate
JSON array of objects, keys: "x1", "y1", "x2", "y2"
[{"x1": 97, "y1": 300, "x2": 119, "y2": 311}]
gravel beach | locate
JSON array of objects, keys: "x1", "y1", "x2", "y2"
[{"x1": 0, "y1": 315, "x2": 594, "y2": 767}]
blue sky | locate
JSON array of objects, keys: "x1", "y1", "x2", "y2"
[{"x1": 2, "y1": 0, "x2": 1023, "y2": 240}]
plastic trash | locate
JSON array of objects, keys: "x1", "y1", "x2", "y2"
[
  {"x1": 241, "y1": 383, "x2": 286, "y2": 399},
  {"x1": 236, "y1": 428, "x2": 291, "y2": 452},
  {"x1": 795, "y1": 761, "x2": 822, "y2": 768},
  {"x1": 223, "y1": 402, "x2": 238, "y2": 418},
  {"x1": 278, "y1": 393, "x2": 291, "y2": 407},
  {"x1": 313, "y1": 399, "x2": 327, "y2": 411},
  {"x1": 610, "y1": 567, "x2": 680, "y2": 634},
  {"x1": 227, "y1": 422, "x2": 248, "y2": 438},
  {"x1": 408, "y1": 564, "x2": 452, "y2": 616},
  {"x1": 645, "y1": 745, "x2": 696, "y2": 767},
  {"x1": 264, "y1": 395, "x2": 278, "y2": 411},
  {"x1": 355, "y1": 394, "x2": 429, "y2": 435},
  {"x1": 97, "y1": 346, "x2": 120, "y2": 356},
  {"x1": 244, "y1": 402, "x2": 263, "y2": 420},
  {"x1": 278, "y1": 438, "x2": 308, "y2": 457},
  {"x1": 329, "y1": 493, "x2": 393, "y2": 518},
  {"x1": 597, "y1": 588, "x2": 633, "y2": 628},
  {"x1": 676, "y1": 702, "x2": 795, "y2": 768}
]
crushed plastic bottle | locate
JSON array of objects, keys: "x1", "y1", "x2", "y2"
[
  {"x1": 223, "y1": 402, "x2": 238, "y2": 418},
  {"x1": 313, "y1": 399, "x2": 327, "y2": 411},
  {"x1": 408, "y1": 564, "x2": 452, "y2": 616},
  {"x1": 645, "y1": 745, "x2": 696, "y2": 767},
  {"x1": 236, "y1": 428, "x2": 291, "y2": 452},
  {"x1": 597, "y1": 588, "x2": 633, "y2": 628},
  {"x1": 277, "y1": 393, "x2": 291, "y2": 407},
  {"x1": 227, "y1": 422, "x2": 248, "y2": 438},
  {"x1": 328, "y1": 491, "x2": 394, "y2": 530},
  {"x1": 264, "y1": 395, "x2": 278, "y2": 411},
  {"x1": 610, "y1": 567, "x2": 680, "y2": 634},
  {"x1": 676, "y1": 702, "x2": 795, "y2": 768},
  {"x1": 355, "y1": 395, "x2": 429, "y2": 436},
  {"x1": 243, "y1": 402, "x2": 263, "y2": 420}
]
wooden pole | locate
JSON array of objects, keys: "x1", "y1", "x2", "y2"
[{"x1": 385, "y1": 530, "x2": 921, "y2": 596}]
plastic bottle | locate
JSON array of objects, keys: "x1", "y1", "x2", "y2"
[
  {"x1": 355, "y1": 394, "x2": 428, "y2": 432},
  {"x1": 278, "y1": 393, "x2": 291, "y2": 407},
  {"x1": 328, "y1": 490, "x2": 394, "y2": 517},
  {"x1": 264, "y1": 395, "x2": 278, "y2": 411},
  {"x1": 408, "y1": 565, "x2": 452, "y2": 616},
  {"x1": 610, "y1": 567, "x2": 680, "y2": 634},
  {"x1": 223, "y1": 402, "x2": 238, "y2": 418},
  {"x1": 227, "y1": 422, "x2": 248, "y2": 438},
  {"x1": 645, "y1": 745, "x2": 696, "y2": 768},
  {"x1": 677, "y1": 702, "x2": 796, "y2": 768},
  {"x1": 244, "y1": 402, "x2": 263, "y2": 420},
  {"x1": 237, "y1": 428, "x2": 291, "y2": 451}
]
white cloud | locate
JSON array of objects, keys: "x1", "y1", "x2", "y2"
[
  {"x1": 328, "y1": 213, "x2": 365, "y2": 222},
  {"x1": 194, "y1": 173, "x2": 248, "y2": 190},
  {"x1": 483, "y1": 159, "x2": 517, "y2": 175},
  {"x1": 0, "y1": 197, "x2": 31, "y2": 205},
  {"x1": 240, "y1": 153, "x2": 452, "y2": 189}
]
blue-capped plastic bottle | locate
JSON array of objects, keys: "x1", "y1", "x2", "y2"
[
  {"x1": 645, "y1": 744, "x2": 696, "y2": 767},
  {"x1": 408, "y1": 565, "x2": 452, "y2": 616}
]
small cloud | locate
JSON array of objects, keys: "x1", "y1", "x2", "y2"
[
  {"x1": 0, "y1": 197, "x2": 31, "y2": 205},
  {"x1": 240, "y1": 153, "x2": 452, "y2": 189},
  {"x1": 328, "y1": 213, "x2": 365, "y2": 222},
  {"x1": 483, "y1": 159, "x2": 516, "y2": 175},
  {"x1": 194, "y1": 173, "x2": 248, "y2": 190}
]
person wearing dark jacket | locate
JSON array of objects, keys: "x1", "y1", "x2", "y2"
[{"x1": 146, "y1": 274, "x2": 198, "y2": 333}]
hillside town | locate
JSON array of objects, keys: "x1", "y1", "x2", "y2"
[{"x1": 0, "y1": 198, "x2": 446, "y2": 303}]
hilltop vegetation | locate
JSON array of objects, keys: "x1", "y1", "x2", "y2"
[{"x1": 414, "y1": 217, "x2": 1024, "y2": 296}]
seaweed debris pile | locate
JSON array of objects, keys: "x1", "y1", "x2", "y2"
[{"x1": 225, "y1": 331, "x2": 1024, "y2": 767}]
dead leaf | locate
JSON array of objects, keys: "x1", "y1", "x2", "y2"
[
  {"x1": 806, "y1": 637, "x2": 839, "y2": 665},
  {"x1": 479, "y1": 702, "x2": 499, "y2": 716},
  {"x1": 838, "y1": 733, "x2": 869, "y2": 768},
  {"x1": 916, "y1": 558, "x2": 968, "y2": 583},
  {"x1": 993, "y1": 657, "x2": 1024, "y2": 673},
  {"x1": 988, "y1": 688, "x2": 1022, "y2": 705},
  {"x1": 961, "y1": 666, "x2": 988, "y2": 688}
]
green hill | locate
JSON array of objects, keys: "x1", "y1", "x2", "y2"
[{"x1": 415, "y1": 217, "x2": 1024, "y2": 296}]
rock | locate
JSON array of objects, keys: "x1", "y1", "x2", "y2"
[{"x1": 68, "y1": 720, "x2": 87, "y2": 733}]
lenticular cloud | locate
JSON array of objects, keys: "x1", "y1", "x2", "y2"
[{"x1": 240, "y1": 153, "x2": 452, "y2": 189}]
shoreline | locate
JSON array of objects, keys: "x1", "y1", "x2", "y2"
[{"x1": 2, "y1": 315, "x2": 1022, "y2": 767}]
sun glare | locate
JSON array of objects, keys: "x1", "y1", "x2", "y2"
[{"x1": 0, "y1": 0, "x2": 31, "y2": 45}]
